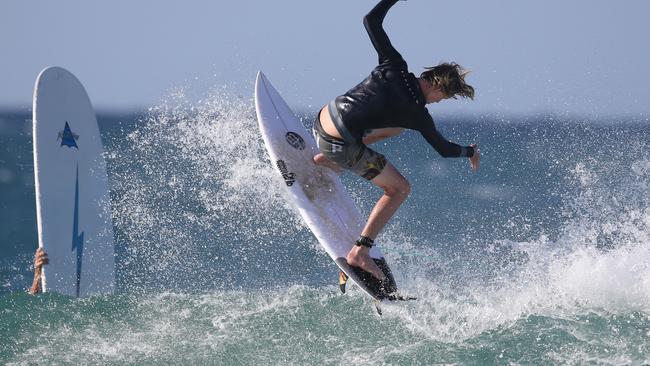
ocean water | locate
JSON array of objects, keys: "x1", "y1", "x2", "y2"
[{"x1": 1, "y1": 90, "x2": 650, "y2": 365}]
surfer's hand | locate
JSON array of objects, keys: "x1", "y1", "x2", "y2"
[
  {"x1": 469, "y1": 144, "x2": 480, "y2": 171},
  {"x1": 34, "y1": 248, "x2": 49, "y2": 268},
  {"x1": 313, "y1": 153, "x2": 343, "y2": 175},
  {"x1": 29, "y1": 248, "x2": 48, "y2": 294}
]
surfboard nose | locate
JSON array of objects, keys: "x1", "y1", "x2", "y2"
[
  {"x1": 256, "y1": 71, "x2": 267, "y2": 86},
  {"x1": 255, "y1": 71, "x2": 269, "y2": 103}
]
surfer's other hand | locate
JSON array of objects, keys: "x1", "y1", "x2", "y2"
[
  {"x1": 469, "y1": 144, "x2": 480, "y2": 172},
  {"x1": 313, "y1": 153, "x2": 343, "y2": 175},
  {"x1": 29, "y1": 248, "x2": 48, "y2": 294},
  {"x1": 34, "y1": 248, "x2": 49, "y2": 268}
]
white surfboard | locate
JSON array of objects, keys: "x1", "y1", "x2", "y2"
[
  {"x1": 32, "y1": 66, "x2": 115, "y2": 297},
  {"x1": 255, "y1": 71, "x2": 404, "y2": 301}
]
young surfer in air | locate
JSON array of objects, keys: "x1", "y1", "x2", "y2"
[{"x1": 313, "y1": 0, "x2": 480, "y2": 280}]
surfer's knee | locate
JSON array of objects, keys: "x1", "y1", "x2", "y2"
[
  {"x1": 383, "y1": 178, "x2": 410, "y2": 200},
  {"x1": 398, "y1": 179, "x2": 411, "y2": 199}
]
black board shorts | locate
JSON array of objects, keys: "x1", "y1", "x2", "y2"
[{"x1": 313, "y1": 109, "x2": 387, "y2": 180}]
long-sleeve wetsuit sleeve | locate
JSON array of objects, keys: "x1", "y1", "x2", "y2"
[
  {"x1": 363, "y1": 0, "x2": 404, "y2": 65},
  {"x1": 417, "y1": 111, "x2": 475, "y2": 158}
]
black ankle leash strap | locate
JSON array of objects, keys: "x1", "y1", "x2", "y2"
[{"x1": 355, "y1": 236, "x2": 374, "y2": 248}]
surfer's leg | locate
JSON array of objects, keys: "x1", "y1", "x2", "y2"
[
  {"x1": 363, "y1": 162, "x2": 410, "y2": 238},
  {"x1": 347, "y1": 162, "x2": 410, "y2": 280}
]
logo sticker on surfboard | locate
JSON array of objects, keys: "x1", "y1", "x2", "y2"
[
  {"x1": 58, "y1": 121, "x2": 79, "y2": 149},
  {"x1": 285, "y1": 132, "x2": 305, "y2": 150},
  {"x1": 276, "y1": 160, "x2": 296, "y2": 186}
]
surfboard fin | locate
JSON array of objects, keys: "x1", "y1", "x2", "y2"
[{"x1": 338, "y1": 271, "x2": 348, "y2": 294}]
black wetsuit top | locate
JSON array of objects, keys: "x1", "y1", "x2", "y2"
[{"x1": 332, "y1": 0, "x2": 474, "y2": 158}]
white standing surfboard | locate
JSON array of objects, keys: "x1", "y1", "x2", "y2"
[
  {"x1": 255, "y1": 71, "x2": 407, "y2": 302},
  {"x1": 32, "y1": 66, "x2": 115, "y2": 297}
]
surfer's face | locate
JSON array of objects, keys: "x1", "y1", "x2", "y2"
[
  {"x1": 419, "y1": 78, "x2": 450, "y2": 104},
  {"x1": 426, "y1": 86, "x2": 450, "y2": 104}
]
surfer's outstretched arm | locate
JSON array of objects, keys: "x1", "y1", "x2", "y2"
[
  {"x1": 28, "y1": 248, "x2": 48, "y2": 295},
  {"x1": 414, "y1": 109, "x2": 480, "y2": 171},
  {"x1": 364, "y1": 0, "x2": 404, "y2": 65},
  {"x1": 418, "y1": 112, "x2": 474, "y2": 158}
]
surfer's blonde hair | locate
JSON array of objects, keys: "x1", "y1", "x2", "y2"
[{"x1": 420, "y1": 62, "x2": 475, "y2": 100}]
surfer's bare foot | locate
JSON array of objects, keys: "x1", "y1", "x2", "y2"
[
  {"x1": 346, "y1": 246, "x2": 385, "y2": 281},
  {"x1": 313, "y1": 153, "x2": 343, "y2": 175}
]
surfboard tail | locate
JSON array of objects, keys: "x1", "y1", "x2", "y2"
[{"x1": 335, "y1": 257, "x2": 398, "y2": 300}]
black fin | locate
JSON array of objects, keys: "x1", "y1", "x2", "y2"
[
  {"x1": 338, "y1": 271, "x2": 348, "y2": 294},
  {"x1": 374, "y1": 300, "x2": 382, "y2": 316}
]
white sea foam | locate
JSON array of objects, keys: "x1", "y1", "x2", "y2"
[
  {"x1": 107, "y1": 87, "x2": 308, "y2": 291},
  {"x1": 381, "y1": 150, "x2": 650, "y2": 346},
  {"x1": 469, "y1": 182, "x2": 517, "y2": 201}
]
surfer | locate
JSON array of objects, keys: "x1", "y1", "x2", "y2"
[
  {"x1": 28, "y1": 248, "x2": 49, "y2": 294},
  {"x1": 313, "y1": 0, "x2": 480, "y2": 280}
]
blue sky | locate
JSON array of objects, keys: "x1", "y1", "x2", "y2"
[{"x1": 1, "y1": 0, "x2": 649, "y2": 117}]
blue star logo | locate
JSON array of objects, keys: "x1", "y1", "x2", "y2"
[{"x1": 59, "y1": 121, "x2": 79, "y2": 149}]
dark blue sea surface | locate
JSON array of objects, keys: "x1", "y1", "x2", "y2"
[{"x1": 1, "y1": 93, "x2": 649, "y2": 364}]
